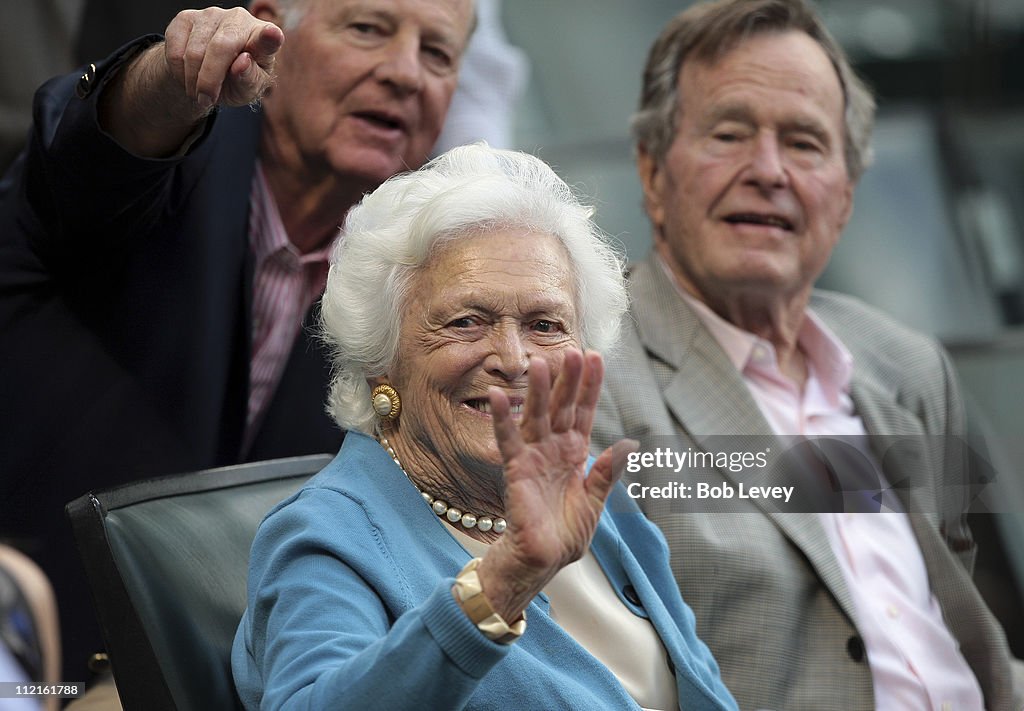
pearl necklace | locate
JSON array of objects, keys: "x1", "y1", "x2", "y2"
[{"x1": 379, "y1": 437, "x2": 507, "y2": 534}]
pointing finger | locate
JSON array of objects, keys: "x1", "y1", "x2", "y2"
[
  {"x1": 186, "y1": 9, "x2": 281, "y2": 108},
  {"x1": 194, "y1": 20, "x2": 254, "y2": 105},
  {"x1": 246, "y1": 22, "x2": 285, "y2": 67}
]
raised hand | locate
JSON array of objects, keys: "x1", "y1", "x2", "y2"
[
  {"x1": 164, "y1": 7, "x2": 284, "y2": 110},
  {"x1": 99, "y1": 6, "x2": 284, "y2": 157},
  {"x1": 474, "y1": 349, "x2": 637, "y2": 623}
]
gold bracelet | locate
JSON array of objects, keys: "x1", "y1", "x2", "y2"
[{"x1": 453, "y1": 558, "x2": 527, "y2": 644}]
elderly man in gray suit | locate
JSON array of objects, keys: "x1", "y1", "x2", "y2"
[{"x1": 593, "y1": 0, "x2": 1024, "y2": 709}]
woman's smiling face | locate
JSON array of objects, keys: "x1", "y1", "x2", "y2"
[{"x1": 386, "y1": 229, "x2": 581, "y2": 475}]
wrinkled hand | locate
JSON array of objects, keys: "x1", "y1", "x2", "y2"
[
  {"x1": 98, "y1": 6, "x2": 284, "y2": 157},
  {"x1": 164, "y1": 7, "x2": 284, "y2": 110},
  {"x1": 475, "y1": 349, "x2": 637, "y2": 622}
]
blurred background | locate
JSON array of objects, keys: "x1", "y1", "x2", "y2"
[{"x1": 2, "y1": 0, "x2": 1022, "y2": 655}]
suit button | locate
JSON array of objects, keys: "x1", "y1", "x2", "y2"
[
  {"x1": 847, "y1": 635, "x2": 865, "y2": 662},
  {"x1": 623, "y1": 584, "x2": 642, "y2": 607},
  {"x1": 76, "y1": 63, "x2": 97, "y2": 99}
]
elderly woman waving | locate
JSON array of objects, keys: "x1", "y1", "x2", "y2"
[{"x1": 232, "y1": 144, "x2": 737, "y2": 711}]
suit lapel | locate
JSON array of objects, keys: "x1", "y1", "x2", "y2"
[
  {"x1": 630, "y1": 254, "x2": 859, "y2": 622},
  {"x1": 631, "y1": 254, "x2": 771, "y2": 438},
  {"x1": 849, "y1": 377, "x2": 940, "y2": 524}
]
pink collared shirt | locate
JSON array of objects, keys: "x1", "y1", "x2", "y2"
[
  {"x1": 244, "y1": 164, "x2": 334, "y2": 455},
  {"x1": 663, "y1": 259, "x2": 984, "y2": 711}
]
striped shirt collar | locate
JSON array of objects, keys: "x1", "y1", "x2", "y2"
[{"x1": 250, "y1": 161, "x2": 335, "y2": 267}]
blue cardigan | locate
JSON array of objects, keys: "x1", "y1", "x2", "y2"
[{"x1": 232, "y1": 432, "x2": 737, "y2": 710}]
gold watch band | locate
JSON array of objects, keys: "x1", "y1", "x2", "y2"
[{"x1": 453, "y1": 557, "x2": 527, "y2": 644}]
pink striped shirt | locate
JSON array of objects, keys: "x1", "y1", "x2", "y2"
[
  {"x1": 661, "y1": 256, "x2": 985, "y2": 711},
  {"x1": 244, "y1": 164, "x2": 334, "y2": 454}
]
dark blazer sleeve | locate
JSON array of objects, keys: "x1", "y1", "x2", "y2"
[{"x1": 18, "y1": 35, "x2": 217, "y2": 270}]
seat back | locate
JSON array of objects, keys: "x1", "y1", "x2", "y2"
[{"x1": 66, "y1": 455, "x2": 332, "y2": 711}]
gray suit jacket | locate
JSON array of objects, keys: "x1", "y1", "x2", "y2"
[{"x1": 593, "y1": 252, "x2": 1021, "y2": 711}]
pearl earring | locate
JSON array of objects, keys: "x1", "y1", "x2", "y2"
[{"x1": 371, "y1": 384, "x2": 401, "y2": 421}]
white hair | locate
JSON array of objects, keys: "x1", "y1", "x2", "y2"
[
  {"x1": 320, "y1": 143, "x2": 628, "y2": 434},
  {"x1": 279, "y1": 1, "x2": 307, "y2": 31},
  {"x1": 251, "y1": 0, "x2": 308, "y2": 30}
]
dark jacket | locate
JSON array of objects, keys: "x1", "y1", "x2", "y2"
[{"x1": 0, "y1": 38, "x2": 342, "y2": 676}]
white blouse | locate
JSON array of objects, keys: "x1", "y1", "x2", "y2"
[{"x1": 450, "y1": 526, "x2": 679, "y2": 711}]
